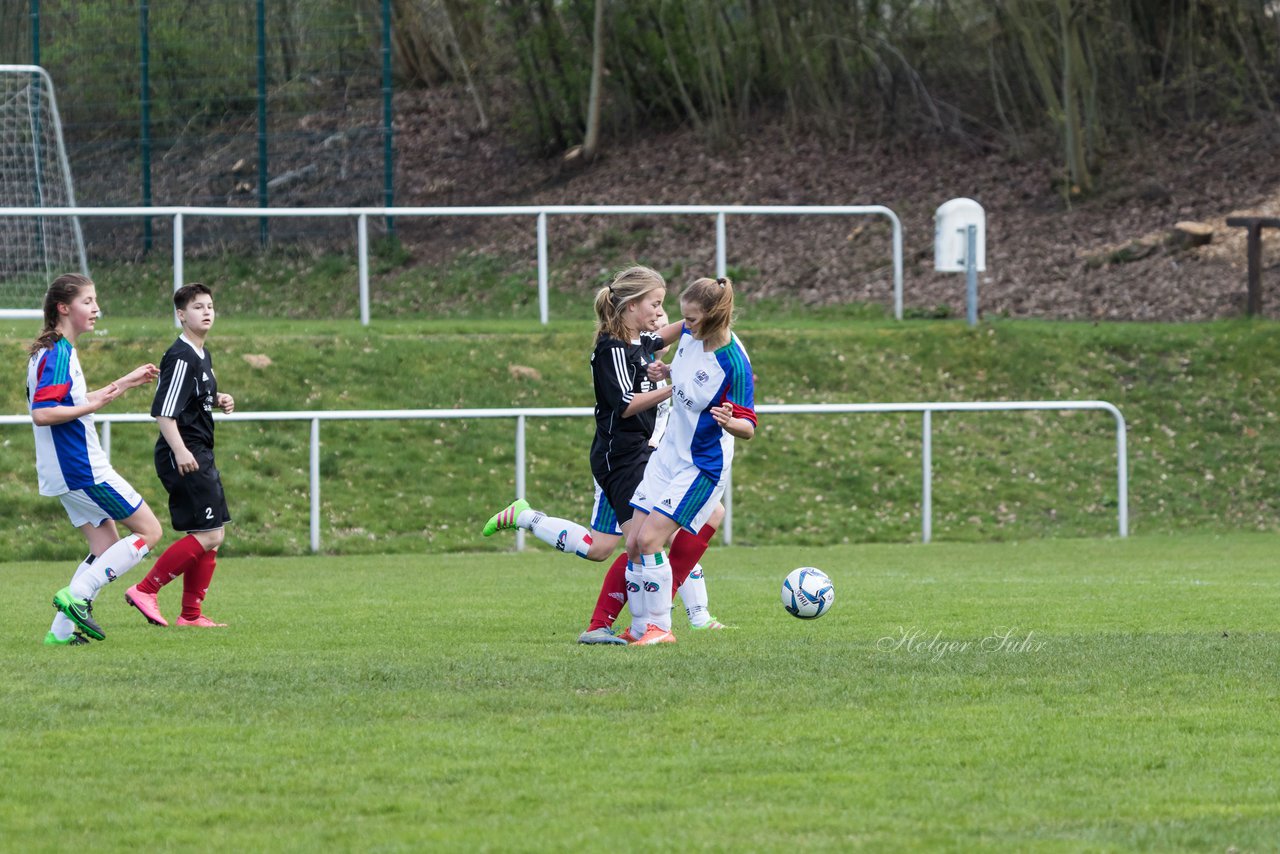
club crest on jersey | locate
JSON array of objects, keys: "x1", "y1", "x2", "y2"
[{"x1": 694, "y1": 370, "x2": 710, "y2": 385}]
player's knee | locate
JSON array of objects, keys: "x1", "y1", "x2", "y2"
[
  {"x1": 584, "y1": 540, "x2": 612, "y2": 562},
  {"x1": 138, "y1": 520, "x2": 163, "y2": 549},
  {"x1": 709, "y1": 503, "x2": 725, "y2": 528},
  {"x1": 195, "y1": 528, "x2": 225, "y2": 550}
]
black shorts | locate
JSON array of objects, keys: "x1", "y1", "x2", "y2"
[
  {"x1": 155, "y1": 445, "x2": 232, "y2": 532},
  {"x1": 594, "y1": 447, "x2": 652, "y2": 530}
]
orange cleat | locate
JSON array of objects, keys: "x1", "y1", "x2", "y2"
[
  {"x1": 634, "y1": 624, "x2": 676, "y2": 645},
  {"x1": 176, "y1": 615, "x2": 227, "y2": 627}
]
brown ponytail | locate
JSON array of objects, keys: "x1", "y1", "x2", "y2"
[
  {"x1": 681, "y1": 275, "x2": 735, "y2": 348},
  {"x1": 28, "y1": 273, "x2": 93, "y2": 356},
  {"x1": 593, "y1": 266, "x2": 666, "y2": 345}
]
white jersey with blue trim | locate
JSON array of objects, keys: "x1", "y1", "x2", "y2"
[
  {"x1": 651, "y1": 328, "x2": 756, "y2": 481},
  {"x1": 26, "y1": 339, "x2": 114, "y2": 496}
]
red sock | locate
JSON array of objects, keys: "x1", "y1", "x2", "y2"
[
  {"x1": 588, "y1": 552, "x2": 630, "y2": 631},
  {"x1": 668, "y1": 523, "x2": 717, "y2": 597},
  {"x1": 135, "y1": 534, "x2": 204, "y2": 595},
  {"x1": 181, "y1": 548, "x2": 218, "y2": 620}
]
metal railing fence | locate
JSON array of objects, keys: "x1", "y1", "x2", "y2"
[
  {"x1": 0, "y1": 203, "x2": 905, "y2": 322},
  {"x1": 0, "y1": 400, "x2": 1127, "y2": 553}
]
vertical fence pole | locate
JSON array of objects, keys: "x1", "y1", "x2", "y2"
[
  {"x1": 921, "y1": 409, "x2": 932, "y2": 543},
  {"x1": 515, "y1": 415, "x2": 526, "y2": 551},
  {"x1": 172, "y1": 213, "x2": 183, "y2": 328},
  {"x1": 966, "y1": 225, "x2": 978, "y2": 326},
  {"x1": 715, "y1": 212, "x2": 727, "y2": 279},
  {"x1": 893, "y1": 215, "x2": 904, "y2": 321},
  {"x1": 30, "y1": 0, "x2": 39, "y2": 65},
  {"x1": 255, "y1": 0, "x2": 268, "y2": 247},
  {"x1": 139, "y1": 0, "x2": 152, "y2": 254},
  {"x1": 380, "y1": 0, "x2": 395, "y2": 236},
  {"x1": 537, "y1": 212, "x2": 549, "y2": 325},
  {"x1": 1115, "y1": 410, "x2": 1129, "y2": 537},
  {"x1": 358, "y1": 213, "x2": 370, "y2": 326},
  {"x1": 100, "y1": 420, "x2": 111, "y2": 461},
  {"x1": 310, "y1": 418, "x2": 321, "y2": 553}
]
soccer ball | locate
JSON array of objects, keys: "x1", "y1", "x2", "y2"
[{"x1": 781, "y1": 567, "x2": 834, "y2": 619}]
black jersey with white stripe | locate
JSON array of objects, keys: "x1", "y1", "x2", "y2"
[
  {"x1": 589, "y1": 331, "x2": 664, "y2": 476},
  {"x1": 151, "y1": 335, "x2": 217, "y2": 452}
]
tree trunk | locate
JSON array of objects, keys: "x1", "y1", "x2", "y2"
[{"x1": 581, "y1": 0, "x2": 605, "y2": 161}]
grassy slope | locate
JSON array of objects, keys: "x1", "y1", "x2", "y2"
[
  {"x1": 2, "y1": 295, "x2": 1278, "y2": 559},
  {"x1": 1, "y1": 535, "x2": 1278, "y2": 850}
]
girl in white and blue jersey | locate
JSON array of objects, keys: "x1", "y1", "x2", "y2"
[
  {"x1": 26, "y1": 274, "x2": 164, "y2": 645},
  {"x1": 625, "y1": 276, "x2": 756, "y2": 645}
]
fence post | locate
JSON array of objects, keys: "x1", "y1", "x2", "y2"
[
  {"x1": 716, "y1": 212, "x2": 727, "y2": 279},
  {"x1": 921, "y1": 409, "x2": 932, "y2": 543},
  {"x1": 100, "y1": 420, "x2": 111, "y2": 461},
  {"x1": 139, "y1": 0, "x2": 152, "y2": 253},
  {"x1": 172, "y1": 212, "x2": 183, "y2": 328},
  {"x1": 358, "y1": 213, "x2": 370, "y2": 326},
  {"x1": 310, "y1": 418, "x2": 321, "y2": 553},
  {"x1": 255, "y1": 0, "x2": 268, "y2": 247},
  {"x1": 515, "y1": 414, "x2": 526, "y2": 551},
  {"x1": 537, "y1": 212, "x2": 549, "y2": 325},
  {"x1": 1114, "y1": 408, "x2": 1129, "y2": 537},
  {"x1": 380, "y1": 0, "x2": 395, "y2": 236}
]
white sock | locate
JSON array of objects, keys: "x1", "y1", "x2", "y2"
[
  {"x1": 679, "y1": 563, "x2": 711, "y2": 627},
  {"x1": 641, "y1": 552, "x2": 673, "y2": 632},
  {"x1": 69, "y1": 536, "x2": 149, "y2": 601},
  {"x1": 49, "y1": 555, "x2": 97, "y2": 639},
  {"x1": 624, "y1": 560, "x2": 647, "y2": 632},
  {"x1": 526, "y1": 510, "x2": 593, "y2": 558}
]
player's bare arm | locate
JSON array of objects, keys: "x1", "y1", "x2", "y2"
[
  {"x1": 116, "y1": 363, "x2": 159, "y2": 390},
  {"x1": 712, "y1": 402, "x2": 755, "y2": 440}
]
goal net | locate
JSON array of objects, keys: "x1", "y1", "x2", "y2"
[{"x1": 0, "y1": 65, "x2": 88, "y2": 319}]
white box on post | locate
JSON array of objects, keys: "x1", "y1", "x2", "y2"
[{"x1": 934, "y1": 198, "x2": 986, "y2": 324}]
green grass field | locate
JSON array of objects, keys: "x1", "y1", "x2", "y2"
[
  {"x1": 3, "y1": 533, "x2": 1278, "y2": 851},
  {"x1": 4, "y1": 315, "x2": 1279, "y2": 560}
]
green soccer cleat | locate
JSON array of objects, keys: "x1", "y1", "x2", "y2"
[
  {"x1": 53, "y1": 587, "x2": 105, "y2": 641},
  {"x1": 482, "y1": 498, "x2": 530, "y2": 537},
  {"x1": 43, "y1": 630, "x2": 92, "y2": 646},
  {"x1": 577, "y1": 626, "x2": 627, "y2": 645}
]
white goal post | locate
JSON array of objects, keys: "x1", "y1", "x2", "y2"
[{"x1": 0, "y1": 65, "x2": 88, "y2": 319}]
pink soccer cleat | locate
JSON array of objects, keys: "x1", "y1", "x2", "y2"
[
  {"x1": 616, "y1": 625, "x2": 642, "y2": 644},
  {"x1": 634, "y1": 624, "x2": 676, "y2": 645},
  {"x1": 176, "y1": 615, "x2": 227, "y2": 627},
  {"x1": 124, "y1": 585, "x2": 169, "y2": 627}
]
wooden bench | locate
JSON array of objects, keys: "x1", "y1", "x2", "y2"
[{"x1": 1225, "y1": 216, "x2": 1280, "y2": 314}]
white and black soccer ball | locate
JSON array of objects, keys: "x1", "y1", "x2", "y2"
[{"x1": 781, "y1": 567, "x2": 834, "y2": 619}]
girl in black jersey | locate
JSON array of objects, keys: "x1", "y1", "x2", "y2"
[
  {"x1": 483, "y1": 267, "x2": 730, "y2": 644},
  {"x1": 124, "y1": 283, "x2": 235, "y2": 629},
  {"x1": 484, "y1": 266, "x2": 671, "y2": 556}
]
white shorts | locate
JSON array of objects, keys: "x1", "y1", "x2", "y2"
[
  {"x1": 57, "y1": 472, "x2": 144, "y2": 528},
  {"x1": 590, "y1": 479, "x2": 623, "y2": 536},
  {"x1": 630, "y1": 456, "x2": 725, "y2": 535}
]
